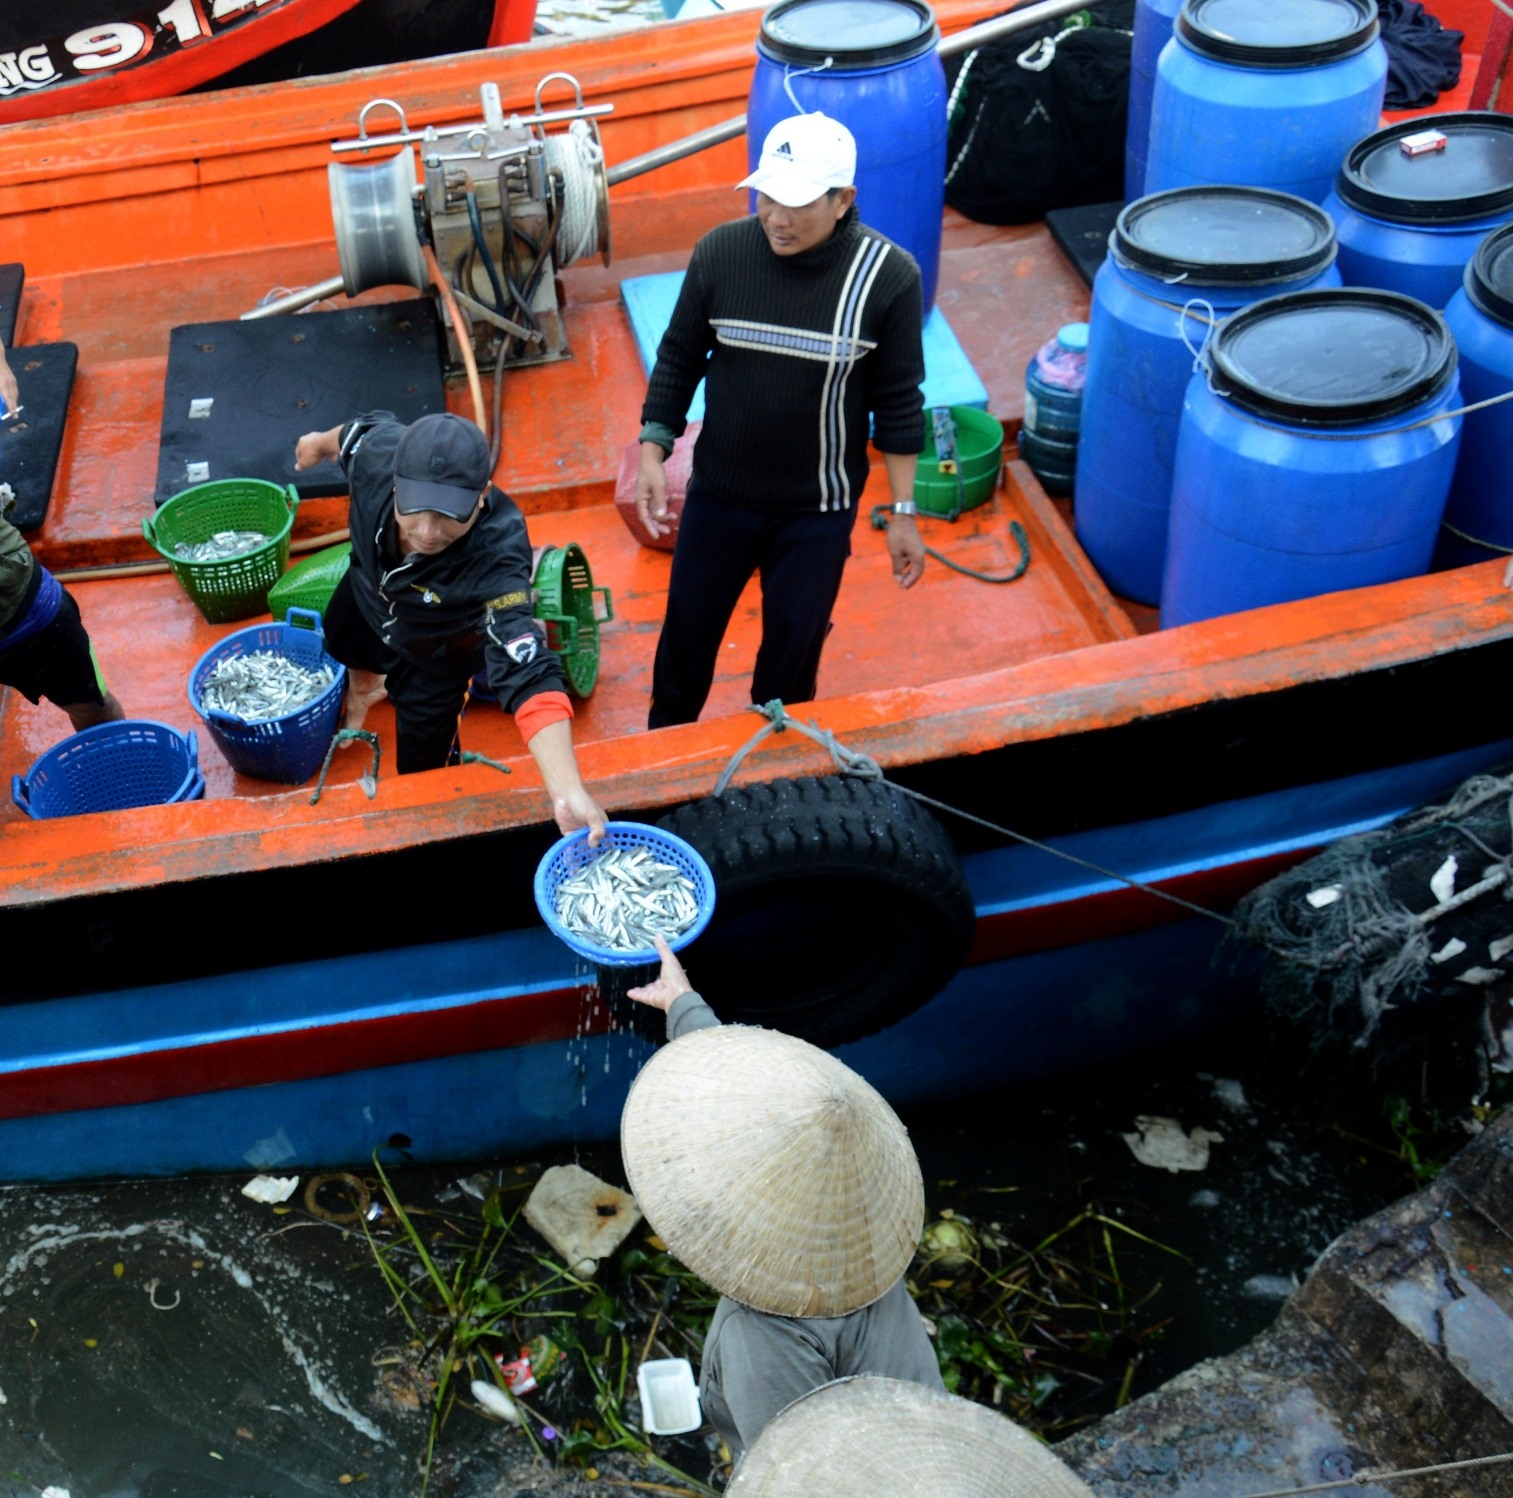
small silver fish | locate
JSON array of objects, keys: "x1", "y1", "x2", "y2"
[
  {"x1": 555, "y1": 846, "x2": 699, "y2": 953},
  {"x1": 201, "y1": 650, "x2": 335, "y2": 723},
  {"x1": 175, "y1": 529, "x2": 270, "y2": 563}
]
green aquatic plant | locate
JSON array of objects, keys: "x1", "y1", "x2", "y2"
[
  {"x1": 356, "y1": 1153, "x2": 718, "y2": 1496},
  {"x1": 913, "y1": 1198, "x2": 1184, "y2": 1433}
]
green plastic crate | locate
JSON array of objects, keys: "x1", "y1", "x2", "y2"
[
  {"x1": 534, "y1": 543, "x2": 613, "y2": 698},
  {"x1": 268, "y1": 541, "x2": 352, "y2": 622}
]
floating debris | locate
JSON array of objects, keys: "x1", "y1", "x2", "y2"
[
  {"x1": 200, "y1": 651, "x2": 336, "y2": 722},
  {"x1": 174, "y1": 529, "x2": 270, "y2": 562},
  {"x1": 241, "y1": 1174, "x2": 299, "y2": 1204},
  {"x1": 554, "y1": 846, "x2": 698, "y2": 953}
]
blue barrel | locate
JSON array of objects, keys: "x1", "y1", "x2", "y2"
[
  {"x1": 1162, "y1": 288, "x2": 1462, "y2": 628},
  {"x1": 1438, "y1": 224, "x2": 1513, "y2": 567},
  {"x1": 1075, "y1": 187, "x2": 1341, "y2": 605},
  {"x1": 1324, "y1": 113, "x2": 1513, "y2": 310},
  {"x1": 751, "y1": 0, "x2": 946, "y2": 312},
  {"x1": 1126, "y1": 0, "x2": 1183, "y2": 202},
  {"x1": 1146, "y1": 0, "x2": 1387, "y2": 205},
  {"x1": 1021, "y1": 323, "x2": 1088, "y2": 497}
]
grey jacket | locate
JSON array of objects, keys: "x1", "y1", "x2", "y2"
[{"x1": 661, "y1": 992, "x2": 944, "y2": 1458}]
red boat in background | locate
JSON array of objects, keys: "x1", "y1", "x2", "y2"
[{"x1": 0, "y1": 0, "x2": 538, "y2": 124}]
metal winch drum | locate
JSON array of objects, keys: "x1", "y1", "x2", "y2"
[{"x1": 327, "y1": 73, "x2": 613, "y2": 370}]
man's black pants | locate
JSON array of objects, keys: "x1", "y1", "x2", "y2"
[
  {"x1": 323, "y1": 573, "x2": 480, "y2": 773},
  {"x1": 648, "y1": 479, "x2": 855, "y2": 730}
]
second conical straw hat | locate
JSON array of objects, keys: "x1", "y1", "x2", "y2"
[
  {"x1": 728, "y1": 1376, "x2": 1100, "y2": 1498},
  {"x1": 620, "y1": 1025, "x2": 924, "y2": 1317}
]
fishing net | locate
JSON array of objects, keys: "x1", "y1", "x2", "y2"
[{"x1": 1232, "y1": 764, "x2": 1513, "y2": 1104}]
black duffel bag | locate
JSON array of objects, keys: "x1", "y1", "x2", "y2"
[{"x1": 944, "y1": 1, "x2": 1135, "y2": 226}]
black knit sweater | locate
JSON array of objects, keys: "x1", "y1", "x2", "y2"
[{"x1": 641, "y1": 208, "x2": 925, "y2": 514}]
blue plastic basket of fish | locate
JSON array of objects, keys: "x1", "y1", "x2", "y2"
[
  {"x1": 12, "y1": 719, "x2": 205, "y2": 820},
  {"x1": 187, "y1": 607, "x2": 346, "y2": 785},
  {"x1": 534, "y1": 821, "x2": 717, "y2": 967}
]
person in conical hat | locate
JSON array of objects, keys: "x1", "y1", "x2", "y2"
[
  {"x1": 623, "y1": 937, "x2": 943, "y2": 1461},
  {"x1": 727, "y1": 1375, "x2": 1100, "y2": 1497}
]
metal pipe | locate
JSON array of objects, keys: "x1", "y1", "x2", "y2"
[
  {"x1": 604, "y1": 0, "x2": 1108, "y2": 185},
  {"x1": 332, "y1": 102, "x2": 613, "y2": 154},
  {"x1": 606, "y1": 114, "x2": 748, "y2": 186},
  {"x1": 240, "y1": 275, "x2": 347, "y2": 320},
  {"x1": 938, "y1": 0, "x2": 1106, "y2": 57}
]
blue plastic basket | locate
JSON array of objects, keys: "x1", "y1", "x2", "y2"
[
  {"x1": 187, "y1": 607, "x2": 347, "y2": 785},
  {"x1": 534, "y1": 821, "x2": 717, "y2": 967},
  {"x1": 12, "y1": 719, "x2": 205, "y2": 820}
]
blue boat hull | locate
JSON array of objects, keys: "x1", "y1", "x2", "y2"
[{"x1": 5, "y1": 742, "x2": 1505, "y2": 1182}]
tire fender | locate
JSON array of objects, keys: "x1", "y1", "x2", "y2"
[{"x1": 657, "y1": 775, "x2": 975, "y2": 1048}]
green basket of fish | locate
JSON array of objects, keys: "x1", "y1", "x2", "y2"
[
  {"x1": 267, "y1": 540, "x2": 352, "y2": 622},
  {"x1": 534, "y1": 822, "x2": 716, "y2": 967},
  {"x1": 144, "y1": 479, "x2": 299, "y2": 624}
]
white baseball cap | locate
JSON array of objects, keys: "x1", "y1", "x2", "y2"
[{"x1": 739, "y1": 112, "x2": 857, "y2": 208}]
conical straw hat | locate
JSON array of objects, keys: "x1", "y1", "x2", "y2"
[
  {"x1": 728, "y1": 1377, "x2": 1100, "y2": 1498},
  {"x1": 620, "y1": 1025, "x2": 923, "y2": 1317}
]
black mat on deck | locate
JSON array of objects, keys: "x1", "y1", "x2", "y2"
[
  {"x1": 0, "y1": 265, "x2": 22, "y2": 348},
  {"x1": 0, "y1": 342, "x2": 77, "y2": 534},
  {"x1": 1045, "y1": 200, "x2": 1124, "y2": 288},
  {"x1": 155, "y1": 300, "x2": 448, "y2": 505}
]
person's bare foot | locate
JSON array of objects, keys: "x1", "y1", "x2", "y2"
[{"x1": 343, "y1": 669, "x2": 388, "y2": 731}]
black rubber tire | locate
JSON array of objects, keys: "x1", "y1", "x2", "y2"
[{"x1": 656, "y1": 775, "x2": 976, "y2": 1048}]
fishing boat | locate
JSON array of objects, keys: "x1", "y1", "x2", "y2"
[
  {"x1": 0, "y1": 0, "x2": 537, "y2": 124},
  {"x1": 1, "y1": 0, "x2": 1510, "y2": 1182}
]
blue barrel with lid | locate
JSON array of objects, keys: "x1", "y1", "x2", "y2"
[
  {"x1": 1125, "y1": 0, "x2": 1183, "y2": 201},
  {"x1": 1162, "y1": 288, "x2": 1462, "y2": 628},
  {"x1": 1438, "y1": 223, "x2": 1513, "y2": 567},
  {"x1": 750, "y1": 0, "x2": 946, "y2": 312},
  {"x1": 1324, "y1": 113, "x2": 1513, "y2": 310},
  {"x1": 1146, "y1": 0, "x2": 1387, "y2": 204},
  {"x1": 1021, "y1": 322, "x2": 1088, "y2": 497},
  {"x1": 1074, "y1": 187, "x2": 1342, "y2": 605}
]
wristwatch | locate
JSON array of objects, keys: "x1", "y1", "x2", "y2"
[{"x1": 892, "y1": 499, "x2": 919, "y2": 516}]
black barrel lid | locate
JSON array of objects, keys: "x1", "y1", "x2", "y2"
[
  {"x1": 759, "y1": 0, "x2": 938, "y2": 67},
  {"x1": 1334, "y1": 113, "x2": 1513, "y2": 224},
  {"x1": 1210, "y1": 288, "x2": 1456, "y2": 425},
  {"x1": 1176, "y1": 0, "x2": 1379, "y2": 68},
  {"x1": 1465, "y1": 221, "x2": 1513, "y2": 328},
  {"x1": 1114, "y1": 186, "x2": 1338, "y2": 286}
]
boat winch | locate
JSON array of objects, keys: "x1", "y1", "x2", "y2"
[{"x1": 326, "y1": 73, "x2": 613, "y2": 372}]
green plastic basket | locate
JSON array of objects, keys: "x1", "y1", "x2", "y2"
[
  {"x1": 914, "y1": 406, "x2": 1005, "y2": 519},
  {"x1": 534, "y1": 543, "x2": 613, "y2": 698},
  {"x1": 268, "y1": 541, "x2": 352, "y2": 622},
  {"x1": 144, "y1": 479, "x2": 299, "y2": 624}
]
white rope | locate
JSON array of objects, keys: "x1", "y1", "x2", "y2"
[
  {"x1": 782, "y1": 58, "x2": 834, "y2": 113},
  {"x1": 545, "y1": 120, "x2": 604, "y2": 266}
]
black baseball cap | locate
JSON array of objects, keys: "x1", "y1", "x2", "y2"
[{"x1": 393, "y1": 413, "x2": 491, "y2": 520}]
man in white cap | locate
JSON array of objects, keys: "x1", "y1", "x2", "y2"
[
  {"x1": 634, "y1": 112, "x2": 927, "y2": 729},
  {"x1": 294, "y1": 411, "x2": 606, "y2": 840},
  {"x1": 623, "y1": 937, "x2": 943, "y2": 1461}
]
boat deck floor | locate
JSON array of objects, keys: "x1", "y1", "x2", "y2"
[{"x1": 2, "y1": 205, "x2": 1140, "y2": 816}]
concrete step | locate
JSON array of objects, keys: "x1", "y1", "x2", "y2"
[{"x1": 1059, "y1": 1111, "x2": 1513, "y2": 1498}]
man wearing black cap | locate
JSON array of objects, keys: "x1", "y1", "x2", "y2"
[{"x1": 294, "y1": 410, "x2": 606, "y2": 840}]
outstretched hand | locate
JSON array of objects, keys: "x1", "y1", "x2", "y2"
[{"x1": 625, "y1": 935, "x2": 693, "y2": 1012}]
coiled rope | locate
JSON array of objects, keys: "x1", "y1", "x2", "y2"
[{"x1": 544, "y1": 120, "x2": 604, "y2": 266}]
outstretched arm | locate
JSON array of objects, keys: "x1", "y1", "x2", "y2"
[
  {"x1": 525, "y1": 717, "x2": 607, "y2": 846},
  {"x1": 0, "y1": 347, "x2": 18, "y2": 416},
  {"x1": 294, "y1": 425, "x2": 343, "y2": 470}
]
